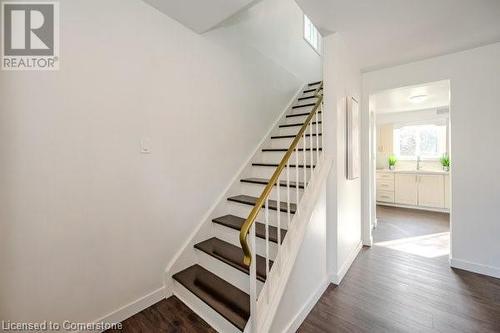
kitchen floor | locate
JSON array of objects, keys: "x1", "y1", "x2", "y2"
[
  {"x1": 374, "y1": 205, "x2": 449, "y2": 242},
  {"x1": 373, "y1": 205, "x2": 450, "y2": 258}
]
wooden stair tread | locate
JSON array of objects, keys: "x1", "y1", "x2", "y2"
[
  {"x1": 279, "y1": 121, "x2": 321, "y2": 128},
  {"x1": 303, "y1": 88, "x2": 316, "y2": 93},
  {"x1": 173, "y1": 264, "x2": 249, "y2": 331},
  {"x1": 262, "y1": 147, "x2": 322, "y2": 152},
  {"x1": 252, "y1": 163, "x2": 315, "y2": 169},
  {"x1": 194, "y1": 237, "x2": 271, "y2": 282},
  {"x1": 308, "y1": 81, "x2": 322, "y2": 86},
  {"x1": 286, "y1": 111, "x2": 322, "y2": 118},
  {"x1": 228, "y1": 195, "x2": 297, "y2": 214},
  {"x1": 241, "y1": 177, "x2": 304, "y2": 189},
  {"x1": 212, "y1": 214, "x2": 287, "y2": 244},
  {"x1": 271, "y1": 133, "x2": 322, "y2": 139}
]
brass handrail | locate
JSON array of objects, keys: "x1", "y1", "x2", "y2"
[{"x1": 240, "y1": 83, "x2": 323, "y2": 265}]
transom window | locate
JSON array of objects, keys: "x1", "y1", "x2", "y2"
[
  {"x1": 393, "y1": 124, "x2": 447, "y2": 159},
  {"x1": 304, "y1": 15, "x2": 320, "y2": 52}
]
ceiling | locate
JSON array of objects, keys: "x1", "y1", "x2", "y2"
[
  {"x1": 296, "y1": 0, "x2": 500, "y2": 72},
  {"x1": 372, "y1": 80, "x2": 450, "y2": 114},
  {"x1": 142, "y1": 0, "x2": 257, "y2": 33}
]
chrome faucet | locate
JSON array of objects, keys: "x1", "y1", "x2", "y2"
[{"x1": 416, "y1": 155, "x2": 421, "y2": 170}]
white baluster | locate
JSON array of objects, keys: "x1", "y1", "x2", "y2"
[
  {"x1": 295, "y1": 148, "x2": 299, "y2": 214},
  {"x1": 249, "y1": 223, "x2": 257, "y2": 333},
  {"x1": 315, "y1": 111, "x2": 320, "y2": 162},
  {"x1": 303, "y1": 131, "x2": 307, "y2": 187},
  {"x1": 276, "y1": 175, "x2": 281, "y2": 266},
  {"x1": 321, "y1": 102, "x2": 324, "y2": 152},
  {"x1": 265, "y1": 197, "x2": 269, "y2": 303},
  {"x1": 309, "y1": 122, "x2": 313, "y2": 178},
  {"x1": 286, "y1": 161, "x2": 291, "y2": 229}
]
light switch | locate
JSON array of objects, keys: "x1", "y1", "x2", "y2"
[{"x1": 141, "y1": 138, "x2": 152, "y2": 154}]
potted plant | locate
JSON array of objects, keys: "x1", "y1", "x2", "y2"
[
  {"x1": 388, "y1": 155, "x2": 397, "y2": 170},
  {"x1": 440, "y1": 154, "x2": 450, "y2": 171}
]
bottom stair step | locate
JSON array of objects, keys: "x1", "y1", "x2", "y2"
[
  {"x1": 195, "y1": 237, "x2": 271, "y2": 282},
  {"x1": 173, "y1": 264, "x2": 250, "y2": 331}
]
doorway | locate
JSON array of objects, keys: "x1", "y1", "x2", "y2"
[{"x1": 369, "y1": 80, "x2": 451, "y2": 258}]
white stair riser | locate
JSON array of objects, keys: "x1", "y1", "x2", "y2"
[
  {"x1": 297, "y1": 96, "x2": 319, "y2": 103},
  {"x1": 282, "y1": 114, "x2": 318, "y2": 125},
  {"x1": 255, "y1": 151, "x2": 319, "y2": 165},
  {"x1": 238, "y1": 182, "x2": 301, "y2": 203},
  {"x1": 248, "y1": 165, "x2": 315, "y2": 182},
  {"x1": 221, "y1": 201, "x2": 293, "y2": 229},
  {"x1": 213, "y1": 223, "x2": 279, "y2": 260},
  {"x1": 268, "y1": 136, "x2": 321, "y2": 149},
  {"x1": 287, "y1": 105, "x2": 316, "y2": 115},
  {"x1": 173, "y1": 282, "x2": 242, "y2": 333},
  {"x1": 195, "y1": 250, "x2": 264, "y2": 295},
  {"x1": 299, "y1": 91, "x2": 318, "y2": 98},
  {"x1": 275, "y1": 125, "x2": 322, "y2": 136}
]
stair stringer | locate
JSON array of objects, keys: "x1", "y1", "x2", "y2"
[
  {"x1": 249, "y1": 156, "x2": 332, "y2": 333},
  {"x1": 163, "y1": 84, "x2": 307, "y2": 300}
]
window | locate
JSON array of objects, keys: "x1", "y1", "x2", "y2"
[
  {"x1": 393, "y1": 124, "x2": 447, "y2": 159},
  {"x1": 304, "y1": 15, "x2": 321, "y2": 52}
]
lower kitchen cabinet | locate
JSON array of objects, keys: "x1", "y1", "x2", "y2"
[
  {"x1": 418, "y1": 174, "x2": 445, "y2": 208},
  {"x1": 378, "y1": 171, "x2": 449, "y2": 211},
  {"x1": 395, "y1": 174, "x2": 418, "y2": 206}
]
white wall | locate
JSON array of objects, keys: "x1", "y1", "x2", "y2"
[
  {"x1": 141, "y1": 0, "x2": 256, "y2": 33},
  {"x1": 323, "y1": 34, "x2": 363, "y2": 283},
  {"x1": 269, "y1": 184, "x2": 328, "y2": 333},
  {"x1": 0, "y1": 0, "x2": 321, "y2": 325},
  {"x1": 362, "y1": 42, "x2": 500, "y2": 278},
  {"x1": 215, "y1": 0, "x2": 322, "y2": 83}
]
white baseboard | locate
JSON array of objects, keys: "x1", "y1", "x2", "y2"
[
  {"x1": 377, "y1": 202, "x2": 449, "y2": 213},
  {"x1": 283, "y1": 277, "x2": 330, "y2": 333},
  {"x1": 331, "y1": 241, "x2": 363, "y2": 285},
  {"x1": 89, "y1": 287, "x2": 166, "y2": 333},
  {"x1": 450, "y1": 258, "x2": 500, "y2": 279}
]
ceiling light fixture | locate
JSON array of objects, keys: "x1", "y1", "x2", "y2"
[{"x1": 409, "y1": 94, "x2": 428, "y2": 103}]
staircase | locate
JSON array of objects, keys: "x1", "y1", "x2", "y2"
[{"x1": 170, "y1": 81, "x2": 324, "y2": 332}]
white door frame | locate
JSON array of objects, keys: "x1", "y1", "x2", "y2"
[{"x1": 361, "y1": 79, "x2": 452, "y2": 251}]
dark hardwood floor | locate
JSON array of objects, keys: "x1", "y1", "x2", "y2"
[
  {"x1": 298, "y1": 205, "x2": 500, "y2": 333},
  {"x1": 105, "y1": 296, "x2": 215, "y2": 333},
  {"x1": 107, "y1": 206, "x2": 500, "y2": 332}
]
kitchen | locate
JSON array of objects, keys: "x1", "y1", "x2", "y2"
[{"x1": 371, "y1": 80, "x2": 451, "y2": 256}]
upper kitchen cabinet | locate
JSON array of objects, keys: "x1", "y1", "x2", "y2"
[{"x1": 377, "y1": 124, "x2": 393, "y2": 153}]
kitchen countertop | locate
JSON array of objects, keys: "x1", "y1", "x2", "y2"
[{"x1": 377, "y1": 169, "x2": 449, "y2": 175}]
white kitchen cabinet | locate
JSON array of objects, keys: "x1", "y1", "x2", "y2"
[
  {"x1": 377, "y1": 170, "x2": 449, "y2": 211},
  {"x1": 418, "y1": 175, "x2": 445, "y2": 208},
  {"x1": 376, "y1": 172, "x2": 395, "y2": 203},
  {"x1": 395, "y1": 174, "x2": 418, "y2": 206},
  {"x1": 377, "y1": 190, "x2": 395, "y2": 203},
  {"x1": 377, "y1": 124, "x2": 393, "y2": 153}
]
